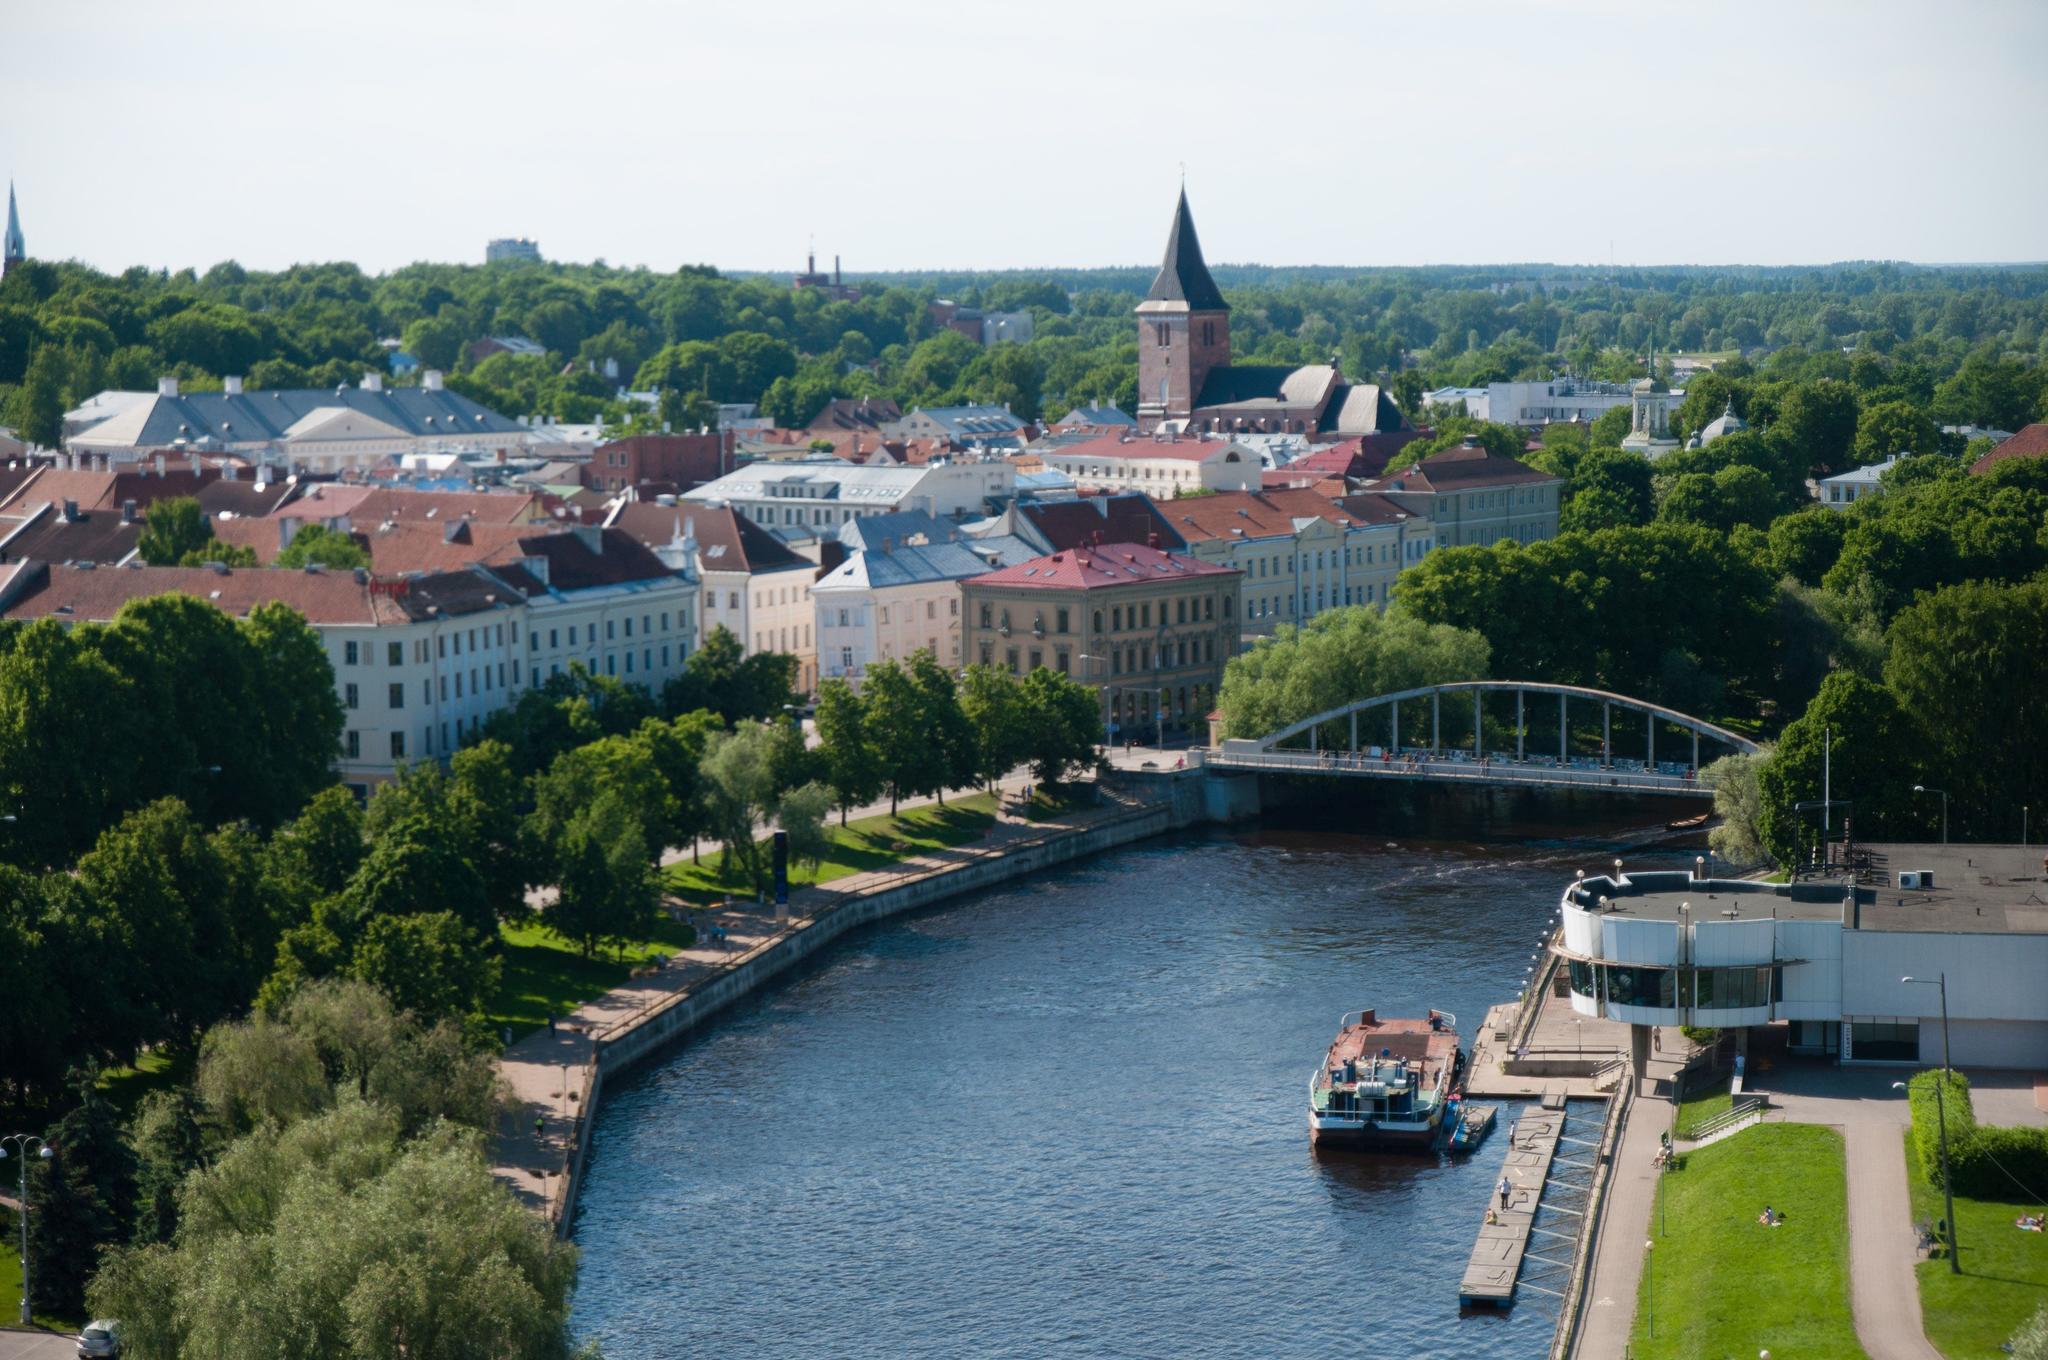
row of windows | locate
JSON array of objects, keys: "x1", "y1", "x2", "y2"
[
  {"x1": 1245, "y1": 582, "x2": 1383, "y2": 620},
  {"x1": 529, "y1": 612, "x2": 680, "y2": 652},
  {"x1": 1566, "y1": 960, "x2": 1784, "y2": 1010},
  {"x1": 755, "y1": 626, "x2": 812, "y2": 651},
  {"x1": 975, "y1": 595, "x2": 1219, "y2": 635},
  {"x1": 831, "y1": 599, "x2": 959, "y2": 628},
  {"x1": 342, "y1": 625, "x2": 517, "y2": 669}
]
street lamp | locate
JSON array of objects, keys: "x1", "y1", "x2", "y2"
[
  {"x1": 1078, "y1": 653, "x2": 1112, "y2": 754},
  {"x1": 0, "y1": 1134, "x2": 55, "y2": 1325},
  {"x1": 1901, "y1": 974, "x2": 1950, "y2": 1077},
  {"x1": 1912, "y1": 784, "x2": 1950, "y2": 845},
  {"x1": 1894, "y1": 1080, "x2": 1960, "y2": 1274}
]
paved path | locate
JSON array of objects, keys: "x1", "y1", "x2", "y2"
[
  {"x1": 492, "y1": 782, "x2": 1137, "y2": 1216},
  {"x1": 0, "y1": 1330, "x2": 77, "y2": 1360},
  {"x1": 1571, "y1": 1047, "x2": 1686, "y2": 1359}
]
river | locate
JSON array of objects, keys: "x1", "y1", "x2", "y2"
[{"x1": 569, "y1": 808, "x2": 1690, "y2": 1359}]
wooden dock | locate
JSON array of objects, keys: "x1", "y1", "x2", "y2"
[{"x1": 1457, "y1": 1091, "x2": 1567, "y2": 1307}]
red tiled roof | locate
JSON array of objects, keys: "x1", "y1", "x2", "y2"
[
  {"x1": 481, "y1": 526, "x2": 675, "y2": 591},
  {"x1": 966, "y1": 542, "x2": 1237, "y2": 591},
  {"x1": 1370, "y1": 443, "x2": 1557, "y2": 491},
  {"x1": 1016, "y1": 496, "x2": 1188, "y2": 552},
  {"x1": 605, "y1": 501, "x2": 807, "y2": 574},
  {"x1": 0, "y1": 560, "x2": 391, "y2": 625},
  {"x1": 347, "y1": 487, "x2": 539, "y2": 526},
  {"x1": 1971, "y1": 423, "x2": 2048, "y2": 475},
  {"x1": 1164, "y1": 489, "x2": 1367, "y2": 543}
]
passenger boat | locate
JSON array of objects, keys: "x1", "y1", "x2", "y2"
[
  {"x1": 1308, "y1": 1008, "x2": 1463, "y2": 1152},
  {"x1": 1666, "y1": 811, "x2": 1712, "y2": 832},
  {"x1": 1447, "y1": 1103, "x2": 1497, "y2": 1153}
]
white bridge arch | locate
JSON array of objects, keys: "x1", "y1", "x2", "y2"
[{"x1": 1209, "y1": 680, "x2": 1760, "y2": 798}]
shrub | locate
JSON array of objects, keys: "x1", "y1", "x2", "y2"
[{"x1": 1906, "y1": 1068, "x2": 2048, "y2": 1200}]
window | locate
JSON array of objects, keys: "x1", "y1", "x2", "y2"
[
  {"x1": 979, "y1": 603, "x2": 993, "y2": 628},
  {"x1": 1850, "y1": 1018, "x2": 1919, "y2": 1062},
  {"x1": 1176, "y1": 598, "x2": 1187, "y2": 624},
  {"x1": 549, "y1": 629, "x2": 559, "y2": 649},
  {"x1": 606, "y1": 620, "x2": 616, "y2": 640},
  {"x1": 345, "y1": 730, "x2": 361, "y2": 759},
  {"x1": 388, "y1": 683, "x2": 404, "y2": 709},
  {"x1": 880, "y1": 606, "x2": 890, "y2": 625},
  {"x1": 1056, "y1": 607, "x2": 1069, "y2": 633},
  {"x1": 344, "y1": 641, "x2": 360, "y2": 665},
  {"x1": 452, "y1": 632, "x2": 461, "y2": 657},
  {"x1": 1028, "y1": 648, "x2": 1043, "y2": 670},
  {"x1": 390, "y1": 731, "x2": 406, "y2": 760},
  {"x1": 455, "y1": 673, "x2": 463, "y2": 699},
  {"x1": 1156, "y1": 322, "x2": 1170, "y2": 347},
  {"x1": 1691, "y1": 966, "x2": 1780, "y2": 1011},
  {"x1": 926, "y1": 600, "x2": 936, "y2": 620},
  {"x1": 439, "y1": 676, "x2": 448, "y2": 701},
  {"x1": 344, "y1": 683, "x2": 359, "y2": 710},
  {"x1": 1056, "y1": 650, "x2": 1070, "y2": 674},
  {"x1": 1006, "y1": 647, "x2": 1020, "y2": 674},
  {"x1": 1093, "y1": 610, "x2": 1104, "y2": 633},
  {"x1": 624, "y1": 617, "x2": 634, "y2": 638},
  {"x1": 838, "y1": 609, "x2": 849, "y2": 627},
  {"x1": 1112, "y1": 606, "x2": 1123, "y2": 630},
  {"x1": 569, "y1": 625, "x2": 579, "y2": 645},
  {"x1": 1141, "y1": 603, "x2": 1151, "y2": 627},
  {"x1": 386, "y1": 641, "x2": 402, "y2": 666}
]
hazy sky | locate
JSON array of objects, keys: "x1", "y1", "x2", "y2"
[{"x1": 6, "y1": 0, "x2": 2046, "y2": 276}]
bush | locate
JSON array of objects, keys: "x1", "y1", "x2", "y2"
[{"x1": 1907, "y1": 1068, "x2": 2048, "y2": 1200}]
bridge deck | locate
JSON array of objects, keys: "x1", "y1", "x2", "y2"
[
  {"x1": 1458, "y1": 1097, "x2": 1568, "y2": 1307},
  {"x1": 1207, "y1": 749, "x2": 1714, "y2": 798}
]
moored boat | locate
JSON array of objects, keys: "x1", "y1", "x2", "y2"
[
  {"x1": 1308, "y1": 1008, "x2": 1462, "y2": 1152},
  {"x1": 1447, "y1": 1103, "x2": 1497, "y2": 1153}
]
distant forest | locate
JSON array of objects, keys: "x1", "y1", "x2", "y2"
[{"x1": 4, "y1": 254, "x2": 2046, "y2": 447}]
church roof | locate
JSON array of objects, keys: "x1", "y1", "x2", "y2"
[
  {"x1": 4, "y1": 182, "x2": 22, "y2": 262},
  {"x1": 1144, "y1": 190, "x2": 1229, "y2": 313}
]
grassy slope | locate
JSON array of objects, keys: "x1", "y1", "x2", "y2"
[
  {"x1": 1905, "y1": 1132, "x2": 2048, "y2": 1359},
  {"x1": 0, "y1": 1208, "x2": 84, "y2": 1334},
  {"x1": 661, "y1": 793, "x2": 999, "y2": 905},
  {"x1": 1675, "y1": 1082, "x2": 1735, "y2": 1138},
  {"x1": 1633, "y1": 1122, "x2": 1865, "y2": 1360}
]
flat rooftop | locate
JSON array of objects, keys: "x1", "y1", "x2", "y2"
[
  {"x1": 1567, "y1": 844, "x2": 2048, "y2": 936},
  {"x1": 1851, "y1": 843, "x2": 2048, "y2": 935}
]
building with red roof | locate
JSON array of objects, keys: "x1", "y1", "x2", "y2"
[
  {"x1": 960, "y1": 542, "x2": 1238, "y2": 742},
  {"x1": 1035, "y1": 431, "x2": 1261, "y2": 496},
  {"x1": 1969, "y1": 423, "x2": 2048, "y2": 476},
  {"x1": 1360, "y1": 439, "x2": 1562, "y2": 548}
]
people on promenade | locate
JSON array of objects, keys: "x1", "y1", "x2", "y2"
[{"x1": 1497, "y1": 1175, "x2": 1512, "y2": 1210}]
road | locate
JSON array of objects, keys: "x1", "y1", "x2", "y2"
[{"x1": 0, "y1": 1329, "x2": 76, "y2": 1360}]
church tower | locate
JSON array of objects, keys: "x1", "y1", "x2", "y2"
[
  {"x1": 2, "y1": 183, "x2": 23, "y2": 279},
  {"x1": 1136, "y1": 188, "x2": 1230, "y2": 430}
]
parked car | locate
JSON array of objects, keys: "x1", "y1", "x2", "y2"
[{"x1": 77, "y1": 1321, "x2": 121, "y2": 1358}]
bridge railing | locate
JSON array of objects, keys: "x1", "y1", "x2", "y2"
[{"x1": 1205, "y1": 748, "x2": 1718, "y2": 796}]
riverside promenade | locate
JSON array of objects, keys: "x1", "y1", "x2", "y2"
[{"x1": 492, "y1": 780, "x2": 1188, "y2": 1227}]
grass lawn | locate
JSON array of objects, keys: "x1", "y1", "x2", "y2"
[
  {"x1": 661, "y1": 793, "x2": 1000, "y2": 905},
  {"x1": 1633, "y1": 1122, "x2": 1864, "y2": 1360},
  {"x1": 0, "y1": 1210, "x2": 84, "y2": 1333},
  {"x1": 95, "y1": 1046, "x2": 195, "y2": 1122},
  {"x1": 1905, "y1": 1131, "x2": 2048, "y2": 1358},
  {"x1": 488, "y1": 916, "x2": 696, "y2": 1040},
  {"x1": 1675, "y1": 1081, "x2": 1735, "y2": 1139}
]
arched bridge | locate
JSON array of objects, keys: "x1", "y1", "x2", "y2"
[{"x1": 1206, "y1": 681, "x2": 1761, "y2": 799}]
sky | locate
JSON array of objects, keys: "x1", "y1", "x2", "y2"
[{"x1": 5, "y1": 0, "x2": 2047, "y2": 277}]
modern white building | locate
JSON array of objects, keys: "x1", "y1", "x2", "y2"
[
  {"x1": 1556, "y1": 845, "x2": 2048, "y2": 1069},
  {"x1": 811, "y1": 513, "x2": 1038, "y2": 684},
  {"x1": 1427, "y1": 379, "x2": 1643, "y2": 428},
  {"x1": 681, "y1": 454, "x2": 1014, "y2": 536},
  {"x1": 1035, "y1": 432, "x2": 1262, "y2": 496}
]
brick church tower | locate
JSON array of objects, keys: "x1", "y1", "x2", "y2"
[{"x1": 1135, "y1": 189, "x2": 1230, "y2": 430}]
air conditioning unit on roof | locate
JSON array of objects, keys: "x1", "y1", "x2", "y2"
[{"x1": 1897, "y1": 870, "x2": 1934, "y2": 890}]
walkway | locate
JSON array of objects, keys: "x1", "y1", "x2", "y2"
[
  {"x1": 1569, "y1": 1043, "x2": 1688, "y2": 1359},
  {"x1": 492, "y1": 781, "x2": 1143, "y2": 1216}
]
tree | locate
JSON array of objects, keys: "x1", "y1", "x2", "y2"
[
  {"x1": 663, "y1": 625, "x2": 796, "y2": 724},
  {"x1": 765, "y1": 713, "x2": 820, "y2": 798},
  {"x1": 1756, "y1": 673, "x2": 1930, "y2": 866},
  {"x1": 1218, "y1": 606, "x2": 1491, "y2": 743},
  {"x1": 530, "y1": 734, "x2": 674, "y2": 868},
  {"x1": 400, "y1": 314, "x2": 464, "y2": 372},
  {"x1": 908, "y1": 650, "x2": 976, "y2": 803},
  {"x1": 1559, "y1": 448, "x2": 1652, "y2": 533},
  {"x1": 351, "y1": 910, "x2": 501, "y2": 1021},
  {"x1": 275, "y1": 523, "x2": 370, "y2": 570},
  {"x1": 1767, "y1": 507, "x2": 1850, "y2": 587},
  {"x1": 26, "y1": 1073, "x2": 136, "y2": 1318},
  {"x1": 1703, "y1": 752, "x2": 1768, "y2": 866},
  {"x1": 5, "y1": 342, "x2": 64, "y2": 446},
  {"x1": 448, "y1": 740, "x2": 538, "y2": 922},
  {"x1": 196, "y1": 1012, "x2": 327, "y2": 1134},
  {"x1": 1852, "y1": 399, "x2": 1939, "y2": 465},
  {"x1": 90, "y1": 1106, "x2": 580, "y2": 1360},
  {"x1": 240, "y1": 602, "x2": 345, "y2": 824},
  {"x1": 958, "y1": 665, "x2": 1026, "y2": 793},
  {"x1": 129, "y1": 1088, "x2": 205, "y2": 1246},
  {"x1": 1775, "y1": 378, "x2": 1861, "y2": 477},
  {"x1": 135, "y1": 497, "x2": 214, "y2": 567},
  {"x1": 1884, "y1": 579, "x2": 2048, "y2": 843},
  {"x1": 777, "y1": 781, "x2": 834, "y2": 883},
  {"x1": 701, "y1": 722, "x2": 778, "y2": 893},
  {"x1": 861, "y1": 659, "x2": 943, "y2": 814},
  {"x1": 0, "y1": 621, "x2": 147, "y2": 869},
  {"x1": 1016, "y1": 667, "x2": 1103, "y2": 784},
  {"x1": 812, "y1": 679, "x2": 884, "y2": 824},
  {"x1": 552, "y1": 792, "x2": 656, "y2": 959}
]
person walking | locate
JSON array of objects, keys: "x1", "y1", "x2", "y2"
[
  {"x1": 1497, "y1": 1175, "x2": 1512, "y2": 1210},
  {"x1": 534, "y1": 1114, "x2": 545, "y2": 1141}
]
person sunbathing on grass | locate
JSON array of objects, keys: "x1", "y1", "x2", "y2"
[{"x1": 2017, "y1": 1214, "x2": 2044, "y2": 1232}]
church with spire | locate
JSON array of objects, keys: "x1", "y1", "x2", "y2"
[
  {"x1": 3, "y1": 182, "x2": 23, "y2": 279},
  {"x1": 1134, "y1": 188, "x2": 1408, "y2": 440}
]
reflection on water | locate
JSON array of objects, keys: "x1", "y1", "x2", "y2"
[{"x1": 569, "y1": 820, "x2": 1686, "y2": 1359}]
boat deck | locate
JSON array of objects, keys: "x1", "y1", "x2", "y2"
[{"x1": 1457, "y1": 1092, "x2": 1567, "y2": 1307}]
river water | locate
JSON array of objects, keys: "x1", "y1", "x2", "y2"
[{"x1": 569, "y1": 809, "x2": 1687, "y2": 1359}]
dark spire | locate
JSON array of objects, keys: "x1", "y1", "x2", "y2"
[{"x1": 1145, "y1": 188, "x2": 1228, "y2": 312}]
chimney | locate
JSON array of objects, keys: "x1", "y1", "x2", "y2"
[
  {"x1": 223, "y1": 375, "x2": 243, "y2": 396},
  {"x1": 278, "y1": 516, "x2": 301, "y2": 551},
  {"x1": 62, "y1": 499, "x2": 79, "y2": 522},
  {"x1": 153, "y1": 453, "x2": 166, "y2": 476},
  {"x1": 1147, "y1": 531, "x2": 1160, "y2": 549},
  {"x1": 157, "y1": 375, "x2": 179, "y2": 397},
  {"x1": 120, "y1": 498, "x2": 137, "y2": 524},
  {"x1": 818, "y1": 539, "x2": 848, "y2": 575},
  {"x1": 361, "y1": 372, "x2": 383, "y2": 392},
  {"x1": 422, "y1": 369, "x2": 444, "y2": 391}
]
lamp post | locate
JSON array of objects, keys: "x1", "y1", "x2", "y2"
[
  {"x1": 1901, "y1": 974, "x2": 1950, "y2": 1077},
  {"x1": 1078, "y1": 653, "x2": 1111, "y2": 753},
  {"x1": 1895, "y1": 1079, "x2": 1960, "y2": 1274},
  {"x1": 1912, "y1": 784, "x2": 1950, "y2": 845},
  {"x1": 1, "y1": 1134, "x2": 55, "y2": 1325}
]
